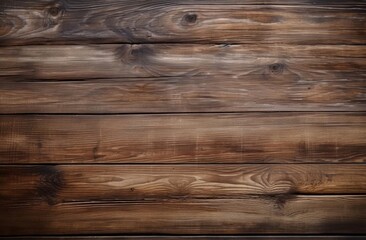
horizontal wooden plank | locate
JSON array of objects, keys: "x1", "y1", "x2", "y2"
[
  {"x1": 1, "y1": 44, "x2": 365, "y2": 113},
  {"x1": 0, "y1": 113, "x2": 365, "y2": 164},
  {"x1": 1, "y1": 165, "x2": 365, "y2": 205},
  {"x1": 1, "y1": 236, "x2": 365, "y2": 240},
  {"x1": 3, "y1": 44, "x2": 366, "y2": 80},
  {"x1": 3, "y1": 0, "x2": 366, "y2": 7},
  {"x1": 1, "y1": 2, "x2": 365, "y2": 45},
  {"x1": 1, "y1": 196, "x2": 365, "y2": 235}
]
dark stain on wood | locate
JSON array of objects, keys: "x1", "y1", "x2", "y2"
[
  {"x1": 34, "y1": 165, "x2": 66, "y2": 205},
  {"x1": 266, "y1": 193, "x2": 298, "y2": 211}
]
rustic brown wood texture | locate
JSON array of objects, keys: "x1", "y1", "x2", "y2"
[
  {"x1": 1, "y1": 196, "x2": 365, "y2": 235},
  {"x1": 1, "y1": 237, "x2": 364, "y2": 240},
  {"x1": 1, "y1": 1, "x2": 365, "y2": 45},
  {"x1": 1, "y1": 113, "x2": 365, "y2": 164},
  {"x1": 1, "y1": 164, "x2": 366, "y2": 205},
  {"x1": 0, "y1": 44, "x2": 365, "y2": 113},
  {"x1": 0, "y1": 0, "x2": 365, "y2": 238}
]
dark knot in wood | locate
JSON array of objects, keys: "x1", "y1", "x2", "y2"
[
  {"x1": 182, "y1": 13, "x2": 198, "y2": 25},
  {"x1": 49, "y1": 7, "x2": 61, "y2": 16},
  {"x1": 269, "y1": 63, "x2": 284, "y2": 75},
  {"x1": 44, "y1": 4, "x2": 64, "y2": 27},
  {"x1": 115, "y1": 45, "x2": 154, "y2": 65}
]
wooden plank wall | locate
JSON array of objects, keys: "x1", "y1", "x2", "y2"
[{"x1": 0, "y1": 0, "x2": 365, "y2": 239}]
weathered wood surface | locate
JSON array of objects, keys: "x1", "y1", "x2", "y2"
[
  {"x1": 1, "y1": 165, "x2": 365, "y2": 205},
  {"x1": 1, "y1": 1, "x2": 365, "y2": 45},
  {"x1": 1, "y1": 237, "x2": 364, "y2": 240},
  {"x1": 1, "y1": 0, "x2": 366, "y2": 238},
  {"x1": 1, "y1": 44, "x2": 365, "y2": 113},
  {"x1": 1, "y1": 113, "x2": 365, "y2": 164},
  {"x1": 4, "y1": 44, "x2": 366, "y2": 80},
  {"x1": 1, "y1": 196, "x2": 365, "y2": 235}
]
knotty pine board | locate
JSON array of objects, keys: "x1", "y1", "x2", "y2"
[
  {"x1": 1, "y1": 113, "x2": 365, "y2": 164},
  {"x1": 0, "y1": 1, "x2": 365, "y2": 45},
  {"x1": 0, "y1": 44, "x2": 365, "y2": 113}
]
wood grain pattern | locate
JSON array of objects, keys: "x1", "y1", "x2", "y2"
[
  {"x1": 1, "y1": 113, "x2": 365, "y2": 164},
  {"x1": 3, "y1": 44, "x2": 366, "y2": 80},
  {"x1": 1, "y1": 1, "x2": 365, "y2": 45},
  {"x1": 1, "y1": 196, "x2": 365, "y2": 235},
  {"x1": 1, "y1": 236, "x2": 364, "y2": 240},
  {"x1": 1, "y1": 44, "x2": 365, "y2": 113},
  {"x1": 1, "y1": 0, "x2": 366, "y2": 237},
  {"x1": 1, "y1": 165, "x2": 365, "y2": 205}
]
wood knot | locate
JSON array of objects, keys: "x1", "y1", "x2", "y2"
[
  {"x1": 168, "y1": 176, "x2": 196, "y2": 192},
  {"x1": 115, "y1": 45, "x2": 153, "y2": 66},
  {"x1": 44, "y1": 4, "x2": 64, "y2": 27},
  {"x1": 47, "y1": 3, "x2": 64, "y2": 18},
  {"x1": 182, "y1": 13, "x2": 198, "y2": 25},
  {"x1": 49, "y1": 6, "x2": 61, "y2": 16},
  {"x1": 269, "y1": 63, "x2": 284, "y2": 75}
]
